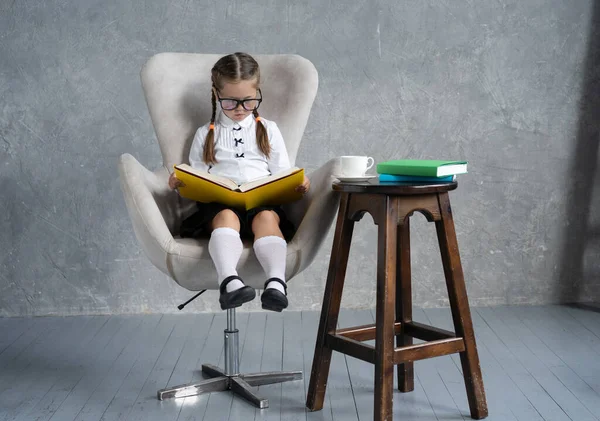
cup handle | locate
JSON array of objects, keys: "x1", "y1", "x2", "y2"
[{"x1": 366, "y1": 157, "x2": 374, "y2": 170}]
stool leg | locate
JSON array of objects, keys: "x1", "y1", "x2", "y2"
[
  {"x1": 374, "y1": 197, "x2": 398, "y2": 421},
  {"x1": 396, "y1": 219, "x2": 414, "y2": 392},
  {"x1": 436, "y1": 193, "x2": 488, "y2": 419},
  {"x1": 306, "y1": 193, "x2": 355, "y2": 411}
]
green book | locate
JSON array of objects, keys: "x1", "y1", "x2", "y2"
[{"x1": 376, "y1": 160, "x2": 468, "y2": 177}]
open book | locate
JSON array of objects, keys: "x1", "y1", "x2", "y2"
[{"x1": 173, "y1": 164, "x2": 305, "y2": 210}]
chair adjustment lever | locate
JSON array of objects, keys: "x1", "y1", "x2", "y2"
[{"x1": 177, "y1": 289, "x2": 207, "y2": 310}]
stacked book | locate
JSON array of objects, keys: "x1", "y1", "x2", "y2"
[{"x1": 376, "y1": 160, "x2": 468, "y2": 183}]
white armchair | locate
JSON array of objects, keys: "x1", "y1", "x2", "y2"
[{"x1": 118, "y1": 53, "x2": 339, "y2": 408}]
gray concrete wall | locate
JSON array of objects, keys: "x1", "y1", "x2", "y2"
[{"x1": 1, "y1": 0, "x2": 599, "y2": 316}]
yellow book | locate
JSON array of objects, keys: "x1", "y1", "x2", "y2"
[{"x1": 173, "y1": 164, "x2": 305, "y2": 211}]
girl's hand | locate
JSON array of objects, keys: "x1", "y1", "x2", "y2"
[
  {"x1": 168, "y1": 172, "x2": 184, "y2": 190},
  {"x1": 295, "y1": 175, "x2": 310, "y2": 194}
]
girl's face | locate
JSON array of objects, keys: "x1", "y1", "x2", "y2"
[{"x1": 216, "y1": 78, "x2": 260, "y2": 122}]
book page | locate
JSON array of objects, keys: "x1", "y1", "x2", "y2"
[
  {"x1": 175, "y1": 164, "x2": 238, "y2": 190},
  {"x1": 237, "y1": 167, "x2": 302, "y2": 192},
  {"x1": 437, "y1": 163, "x2": 467, "y2": 176}
]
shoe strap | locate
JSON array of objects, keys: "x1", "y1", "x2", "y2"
[
  {"x1": 264, "y1": 277, "x2": 287, "y2": 293},
  {"x1": 220, "y1": 275, "x2": 243, "y2": 294}
]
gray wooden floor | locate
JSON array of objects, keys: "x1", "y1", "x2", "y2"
[{"x1": 1, "y1": 305, "x2": 599, "y2": 420}]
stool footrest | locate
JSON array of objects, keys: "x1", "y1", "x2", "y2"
[
  {"x1": 394, "y1": 337, "x2": 465, "y2": 363},
  {"x1": 406, "y1": 321, "x2": 456, "y2": 341},
  {"x1": 327, "y1": 334, "x2": 375, "y2": 363},
  {"x1": 325, "y1": 333, "x2": 465, "y2": 365},
  {"x1": 334, "y1": 321, "x2": 456, "y2": 343},
  {"x1": 335, "y1": 323, "x2": 392, "y2": 342}
]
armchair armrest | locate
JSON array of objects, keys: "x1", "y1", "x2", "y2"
[
  {"x1": 286, "y1": 158, "x2": 341, "y2": 277},
  {"x1": 118, "y1": 153, "x2": 179, "y2": 276}
]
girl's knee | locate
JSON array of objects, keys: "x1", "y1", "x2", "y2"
[
  {"x1": 212, "y1": 209, "x2": 240, "y2": 230},
  {"x1": 252, "y1": 210, "x2": 279, "y2": 229}
]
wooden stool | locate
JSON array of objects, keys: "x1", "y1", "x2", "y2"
[{"x1": 306, "y1": 180, "x2": 488, "y2": 421}]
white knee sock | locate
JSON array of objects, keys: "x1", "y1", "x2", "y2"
[
  {"x1": 253, "y1": 235, "x2": 287, "y2": 294},
  {"x1": 209, "y1": 227, "x2": 244, "y2": 293}
]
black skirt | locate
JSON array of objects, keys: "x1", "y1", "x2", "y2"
[{"x1": 180, "y1": 202, "x2": 296, "y2": 241}]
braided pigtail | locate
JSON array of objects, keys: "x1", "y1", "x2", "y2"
[
  {"x1": 203, "y1": 88, "x2": 218, "y2": 165},
  {"x1": 253, "y1": 108, "x2": 270, "y2": 159}
]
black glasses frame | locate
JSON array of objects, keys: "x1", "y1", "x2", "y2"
[{"x1": 215, "y1": 89, "x2": 263, "y2": 111}]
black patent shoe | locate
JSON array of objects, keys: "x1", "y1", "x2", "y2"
[
  {"x1": 261, "y1": 278, "x2": 288, "y2": 312},
  {"x1": 219, "y1": 275, "x2": 256, "y2": 310}
]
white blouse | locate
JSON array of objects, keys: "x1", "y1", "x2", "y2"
[{"x1": 189, "y1": 112, "x2": 291, "y2": 185}]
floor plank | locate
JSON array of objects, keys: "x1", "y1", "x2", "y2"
[
  {"x1": 280, "y1": 311, "x2": 307, "y2": 421},
  {"x1": 474, "y1": 307, "x2": 579, "y2": 421},
  {"x1": 47, "y1": 315, "x2": 150, "y2": 421},
  {"x1": 154, "y1": 313, "x2": 215, "y2": 421},
  {"x1": 90, "y1": 314, "x2": 169, "y2": 421},
  {"x1": 565, "y1": 305, "x2": 600, "y2": 340},
  {"x1": 2, "y1": 305, "x2": 600, "y2": 421},
  {"x1": 1, "y1": 315, "x2": 96, "y2": 421},
  {"x1": 253, "y1": 312, "x2": 284, "y2": 421},
  {"x1": 175, "y1": 312, "x2": 226, "y2": 421},
  {"x1": 512, "y1": 306, "x2": 600, "y2": 396},
  {"x1": 65, "y1": 315, "x2": 159, "y2": 421},
  {"x1": 337, "y1": 309, "x2": 374, "y2": 421},
  {"x1": 543, "y1": 305, "x2": 600, "y2": 357},
  {"x1": 301, "y1": 311, "x2": 333, "y2": 421},
  {"x1": 411, "y1": 308, "x2": 467, "y2": 421},
  {"x1": 11, "y1": 316, "x2": 113, "y2": 421},
  {"x1": 0, "y1": 316, "x2": 66, "y2": 390},
  {"x1": 489, "y1": 306, "x2": 600, "y2": 419},
  {"x1": 421, "y1": 308, "x2": 473, "y2": 419},
  {"x1": 0, "y1": 317, "x2": 35, "y2": 356},
  {"x1": 104, "y1": 314, "x2": 197, "y2": 421},
  {"x1": 320, "y1": 312, "x2": 359, "y2": 421}
]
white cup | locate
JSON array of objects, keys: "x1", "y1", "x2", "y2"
[{"x1": 338, "y1": 156, "x2": 375, "y2": 177}]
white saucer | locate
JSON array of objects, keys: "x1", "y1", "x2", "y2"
[{"x1": 334, "y1": 174, "x2": 377, "y2": 182}]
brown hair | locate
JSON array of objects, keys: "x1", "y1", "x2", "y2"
[{"x1": 203, "y1": 52, "x2": 270, "y2": 165}]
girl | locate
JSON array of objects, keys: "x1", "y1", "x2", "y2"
[{"x1": 168, "y1": 52, "x2": 310, "y2": 313}]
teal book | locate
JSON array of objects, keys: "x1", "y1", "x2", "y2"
[
  {"x1": 378, "y1": 174, "x2": 456, "y2": 183},
  {"x1": 376, "y1": 160, "x2": 468, "y2": 177}
]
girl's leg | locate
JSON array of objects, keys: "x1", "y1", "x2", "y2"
[
  {"x1": 251, "y1": 210, "x2": 283, "y2": 239},
  {"x1": 252, "y1": 211, "x2": 288, "y2": 309},
  {"x1": 209, "y1": 210, "x2": 255, "y2": 308}
]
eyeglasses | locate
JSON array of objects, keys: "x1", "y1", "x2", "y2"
[{"x1": 215, "y1": 89, "x2": 262, "y2": 111}]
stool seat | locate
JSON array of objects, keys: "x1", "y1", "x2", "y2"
[
  {"x1": 332, "y1": 179, "x2": 458, "y2": 194},
  {"x1": 306, "y1": 180, "x2": 488, "y2": 421}
]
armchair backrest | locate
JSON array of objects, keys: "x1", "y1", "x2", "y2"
[{"x1": 140, "y1": 53, "x2": 319, "y2": 169}]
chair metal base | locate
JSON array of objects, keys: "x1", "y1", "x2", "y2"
[
  {"x1": 157, "y1": 363, "x2": 302, "y2": 408},
  {"x1": 157, "y1": 307, "x2": 301, "y2": 409}
]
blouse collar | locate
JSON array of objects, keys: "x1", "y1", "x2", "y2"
[{"x1": 217, "y1": 111, "x2": 254, "y2": 129}]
